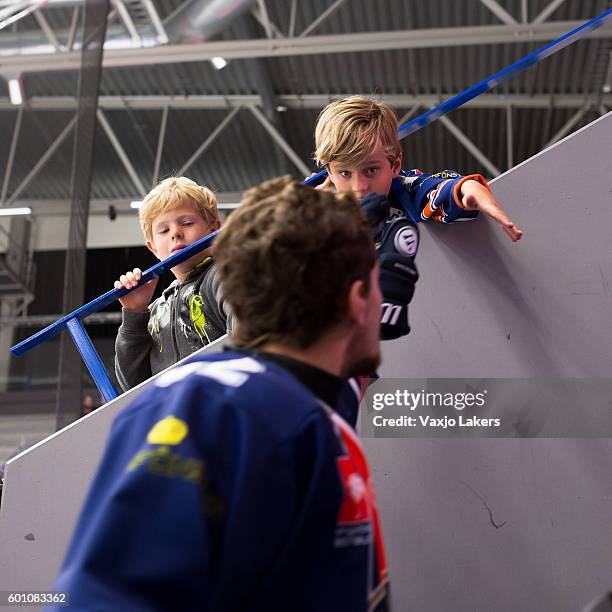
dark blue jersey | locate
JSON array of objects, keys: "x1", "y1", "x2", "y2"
[{"x1": 49, "y1": 351, "x2": 389, "y2": 612}]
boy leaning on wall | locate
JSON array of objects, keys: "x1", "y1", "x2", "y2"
[
  {"x1": 312, "y1": 96, "x2": 524, "y2": 340},
  {"x1": 114, "y1": 177, "x2": 230, "y2": 392},
  {"x1": 314, "y1": 95, "x2": 523, "y2": 242}
]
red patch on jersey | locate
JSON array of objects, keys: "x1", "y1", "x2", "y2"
[
  {"x1": 331, "y1": 413, "x2": 388, "y2": 581},
  {"x1": 336, "y1": 456, "x2": 369, "y2": 524}
]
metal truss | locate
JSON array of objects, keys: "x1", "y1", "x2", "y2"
[
  {"x1": 1, "y1": 93, "x2": 609, "y2": 112},
  {"x1": 0, "y1": 90, "x2": 608, "y2": 210},
  {"x1": 0, "y1": 103, "x2": 309, "y2": 210},
  {"x1": 1, "y1": 20, "x2": 610, "y2": 73},
  {"x1": 0, "y1": 0, "x2": 166, "y2": 59}
]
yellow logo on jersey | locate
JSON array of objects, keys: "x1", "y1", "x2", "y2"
[{"x1": 146, "y1": 416, "x2": 188, "y2": 446}]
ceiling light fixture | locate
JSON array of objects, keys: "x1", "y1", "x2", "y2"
[
  {"x1": 210, "y1": 56, "x2": 227, "y2": 70},
  {"x1": 130, "y1": 201, "x2": 143, "y2": 209},
  {"x1": 8, "y1": 76, "x2": 24, "y2": 106},
  {"x1": 0, "y1": 207, "x2": 32, "y2": 216}
]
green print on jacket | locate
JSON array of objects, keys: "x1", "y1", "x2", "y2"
[
  {"x1": 150, "y1": 314, "x2": 163, "y2": 352},
  {"x1": 189, "y1": 293, "x2": 207, "y2": 344}
]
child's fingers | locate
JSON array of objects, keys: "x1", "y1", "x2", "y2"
[
  {"x1": 118, "y1": 273, "x2": 137, "y2": 289},
  {"x1": 501, "y1": 220, "x2": 524, "y2": 242},
  {"x1": 115, "y1": 268, "x2": 153, "y2": 292},
  {"x1": 315, "y1": 175, "x2": 334, "y2": 192},
  {"x1": 505, "y1": 225, "x2": 524, "y2": 242}
]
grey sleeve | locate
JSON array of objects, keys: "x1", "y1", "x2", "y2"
[
  {"x1": 114, "y1": 309, "x2": 153, "y2": 392},
  {"x1": 206, "y1": 264, "x2": 235, "y2": 333}
]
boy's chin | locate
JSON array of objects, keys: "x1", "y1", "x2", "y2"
[{"x1": 171, "y1": 251, "x2": 210, "y2": 272}]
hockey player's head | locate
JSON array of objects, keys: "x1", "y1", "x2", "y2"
[
  {"x1": 215, "y1": 176, "x2": 382, "y2": 377},
  {"x1": 314, "y1": 96, "x2": 402, "y2": 199},
  {"x1": 139, "y1": 176, "x2": 221, "y2": 277}
]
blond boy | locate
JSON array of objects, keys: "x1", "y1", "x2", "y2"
[
  {"x1": 314, "y1": 95, "x2": 523, "y2": 242},
  {"x1": 114, "y1": 176, "x2": 229, "y2": 391}
]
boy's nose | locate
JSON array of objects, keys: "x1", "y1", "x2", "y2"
[{"x1": 352, "y1": 174, "x2": 369, "y2": 197}]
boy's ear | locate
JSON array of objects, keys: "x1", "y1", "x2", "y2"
[
  {"x1": 146, "y1": 240, "x2": 159, "y2": 258},
  {"x1": 210, "y1": 218, "x2": 221, "y2": 232},
  {"x1": 392, "y1": 152, "x2": 402, "y2": 176}
]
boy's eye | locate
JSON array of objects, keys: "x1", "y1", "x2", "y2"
[
  {"x1": 182, "y1": 221, "x2": 193, "y2": 226},
  {"x1": 157, "y1": 228, "x2": 168, "y2": 234},
  {"x1": 339, "y1": 171, "x2": 352, "y2": 179},
  {"x1": 365, "y1": 167, "x2": 380, "y2": 176}
]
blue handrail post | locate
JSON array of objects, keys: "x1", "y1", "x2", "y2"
[
  {"x1": 66, "y1": 318, "x2": 118, "y2": 403},
  {"x1": 11, "y1": 229, "x2": 220, "y2": 401}
]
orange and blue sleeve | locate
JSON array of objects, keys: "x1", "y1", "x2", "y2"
[{"x1": 393, "y1": 170, "x2": 490, "y2": 224}]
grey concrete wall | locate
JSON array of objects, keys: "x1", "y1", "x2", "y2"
[
  {"x1": 0, "y1": 335, "x2": 228, "y2": 597},
  {"x1": 0, "y1": 113, "x2": 610, "y2": 611}
]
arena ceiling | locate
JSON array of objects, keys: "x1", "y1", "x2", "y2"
[{"x1": 0, "y1": 0, "x2": 610, "y2": 218}]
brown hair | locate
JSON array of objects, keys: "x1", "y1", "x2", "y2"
[
  {"x1": 214, "y1": 176, "x2": 376, "y2": 349},
  {"x1": 139, "y1": 176, "x2": 219, "y2": 242},
  {"x1": 314, "y1": 96, "x2": 401, "y2": 167}
]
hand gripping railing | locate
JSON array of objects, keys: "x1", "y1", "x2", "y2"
[
  {"x1": 10, "y1": 230, "x2": 220, "y2": 402},
  {"x1": 10, "y1": 10, "x2": 612, "y2": 402}
]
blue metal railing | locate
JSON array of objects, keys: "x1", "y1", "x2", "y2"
[
  {"x1": 10, "y1": 10, "x2": 612, "y2": 402},
  {"x1": 305, "y1": 9, "x2": 612, "y2": 187},
  {"x1": 10, "y1": 230, "x2": 220, "y2": 402}
]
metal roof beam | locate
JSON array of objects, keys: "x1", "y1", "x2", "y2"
[
  {"x1": 97, "y1": 109, "x2": 147, "y2": 197},
  {"x1": 2, "y1": 21, "x2": 609, "y2": 72},
  {"x1": 2, "y1": 93, "x2": 610, "y2": 111},
  {"x1": 300, "y1": 0, "x2": 348, "y2": 37},
  {"x1": 178, "y1": 106, "x2": 241, "y2": 175},
  {"x1": 479, "y1": 0, "x2": 518, "y2": 26},
  {"x1": 253, "y1": 0, "x2": 281, "y2": 39},
  {"x1": 151, "y1": 105, "x2": 168, "y2": 187},
  {"x1": 0, "y1": 0, "x2": 34, "y2": 22},
  {"x1": 111, "y1": 0, "x2": 141, "y2": 46},
  {"x1": 397, "y1": 104, "x2": 420, "y2": 126},
  {"x1": 544, "y1": 105, "x2": 588, "y2": 148},
  {"x1": 33, "y1": 10, "x2": 63, "y2": 51},
  {"x1": 436, "y1": 111, "x2": 501, "y2": 177},
  {"x1": 288, "y1": 0, "x2": 297, "y2": 37},
  {"x1": 0, "y1": 0, "x2": 45, "y2": 32},
  {"x1": 532, "y1": 0, "x2": 568, "y2": 25},
  {"x1": 248, "y1": 105, "x2": 310, "y2": 177},
  {"x1": 1, "y1": 107, "x2": 23, "y2": 204},
  {"x1": 66, "y1": 5, "x2": 80, "y2": 51},
  {"x1": 5, "y1": 114, "x2": 77, "y2": 206},
  {"x1": 11, "y1": 194, "x2": 246, "y2": 214},
  {"x1": 141, "y1": 0, "x2": 168, "y2": 44}
]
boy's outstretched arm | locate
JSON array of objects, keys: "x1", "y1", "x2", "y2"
[{"x1": 460, "y1": 180, "x2": 524, "y2": 243}]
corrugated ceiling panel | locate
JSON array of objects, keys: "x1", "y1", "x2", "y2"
[{"x1": 1, "y1": 0, "x2": 609, "y2": 209}]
